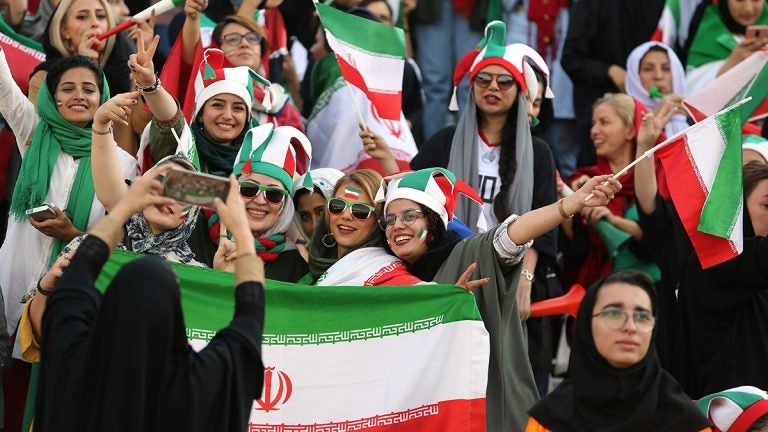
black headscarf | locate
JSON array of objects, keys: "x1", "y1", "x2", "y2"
[
  {"x1": 34, "y1": 5, "x2": 134, "y2": 96},
  {"x1": 527, "y1": 271, "x2": 709, "y2": 432}
]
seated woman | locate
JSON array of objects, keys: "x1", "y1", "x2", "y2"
[
  {"x1": 35, "y1": 170, "x2": 266, "y2": 432},
  {"x1": 381, "y1": 167, "x2": 621, "y2": 432},
  {"x1": 304, "y1": 169, "x2": 422, "y2": 286},
  {"x1": 525, "y1": 270, "x2": 711, "y2": 431},
  {"x1": 625, "y1": 41, "x2": 690, "y2": 137},
  {"x1": 0, "y1": 52, "x2": 136, "y2": 341},
  {"x1": 685, "y1": 0, "x2": 768, "y2": 93},
  {"x1": 210, "y1": 123, "x2": 311, "y2": 282},
  {"x1": 291, "y1": 168, "x2": 345, "y2": 260},
  {"x1": 565, "y1": 93, "x2": 660, "y2": 289}
]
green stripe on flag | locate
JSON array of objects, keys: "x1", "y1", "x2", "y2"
[
  {"x1": 316, "y1": 3, "x2": 405, "y2": 58},
  {"x1": 668, "y1": 0, "x2": 682, "y2": 25},
  {"x1": 95, "y1": 250, "x2": 481, "y2": 344},
  {"x1": 737, "y1": 63, "x2": 768, "y2": 122},
  {"x1": 699, "y1": 107, "x2": 743, "y2": 238}
]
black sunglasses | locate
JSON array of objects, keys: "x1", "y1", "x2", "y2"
[
  {"x1": 473, "y1": 72, "x2": 516, "y2": 91},
  {"x1": 238, "y1": 181, "x2": 287, "y2": 204},
  {"x1": 327, "y1": 197, "x2": 376, "y2": 220}
]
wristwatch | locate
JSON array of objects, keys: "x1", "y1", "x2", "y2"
[{"x1": 521, "y1": 269, "x2": 534, "y2": 282}]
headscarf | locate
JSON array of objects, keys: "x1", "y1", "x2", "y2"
[
  {"x1": 447, "y1": 94, "x2": 534, "y2": 229},
  {"x1": 528, "y1": 273, "x2": 710, "y2": 431},
  {"x1": 625, "y1": 42, "x2": 690, "y2": 136},
  {"x1": 122, "y1": 154, "x2": 203, "y2": 266},
  {"x1": 10, "y1": 71, "x2": 110, "y2": 262}
]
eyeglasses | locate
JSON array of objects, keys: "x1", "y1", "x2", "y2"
[
  {"x1": 379, "y1": 209, "x2": 424, "y2": 230},
  {"x1": 327, "y1": 197, "x2": 376, "y2": 220},
  {"x1": 238, "y1": 181, "x2": 288, "y2": 204},
  {"x1": 473, "y1": 72, "x2": 517, "y2": 91},
  {"x1": 592, "y1": 309, "x2": 656, "y2": 333},
  {"x1": 221, "y1": 32, "x2": 263, "y2": 47}
]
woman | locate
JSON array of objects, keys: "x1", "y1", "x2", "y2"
[
  {"x1": 34, "y1": 170, "x2": 266, "y2": 432},
  {"x1": 685, "y1": 0, "x2": 768, "y2": 93},
  {"x1": 526, "y1": 270, "x2": 711, "y2": 431},
  {"x1": 565, "y1": 93, "x2": 659, "y2": 288},
  {"x1": 179, "y1": 3, "x2": 303, "y2": 130},
  {"x1": 291, "y1": 168, "x2": 345, "y2": 255},
  {"x1": 382, "y1": 167, "x2": 622, "y2": 432},
  {"x1": 304, "y1": 169, "x2": 422, "y2": 286},
  {"x1": 625, "y1": 41, "x2": 690, "y2": 137},
  {"x1": 0, "y1": 52, "x2": 136, "y2": 340}
]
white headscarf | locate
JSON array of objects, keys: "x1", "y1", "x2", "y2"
[{"x1": 626, "y1": 41, "x2": 689, "y2": 137}]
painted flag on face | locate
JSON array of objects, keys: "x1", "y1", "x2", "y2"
[
  {"x1": 315, "y1": 3, "x2": 405, "y2": 121},
  {"x1": 95, "y1": 250, "x2": 489, "y2": 432},
  {"x1": 656, "y1": 104, "x2": 744, "y2": 269}
]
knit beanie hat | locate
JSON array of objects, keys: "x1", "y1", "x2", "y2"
[
  {"x1": 192, "y1": 48, "x2": 272, "y2": 119},
  {"x1": 743, "y1": 134, "x2": 768, "y2": 164},
  {"x1": 384, "y1": 168, "x2": 483, "y2": 228},
  {"x1": 234, "y1": 123, "x2": 312, "y2": 193},
  {"x1": 697, "y1": 386, "x2": 768, "y2": 432},
  {"x1": 449, "y1": 20, "x2": 554, "y2": 111}
]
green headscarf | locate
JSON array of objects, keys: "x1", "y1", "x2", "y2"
[{"x1": 10, "y1": 71, "x2": 110, "y2": 260}]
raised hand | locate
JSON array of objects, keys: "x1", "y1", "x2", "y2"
[
  {"x1": 214, "y1": 176, "x2": 253, "y2": 247},
  {"x1": 111, "y1": 163, "x2": 177, "y2": 219},
  {"x1": 128, "y1": 32, "x2": 159, "y2": 88},
  {"x1": 637, "y1": 109, "x2": 675, "y2": 153},
  {"x1": 77, "y1": 30, "x2": 105, "y2": 62},
  {"x1": 94, "y1": 89, "x2": 141, "y2": 129},
  {"x1": 128, "y1": 10, "x2": 157, "y2": 52},
  {"x1": 576, "y1": 174, "x2": 622, "y2": 208},
  {"x1": 184, "y1": 0, "x2": 208, "y2": 19}
]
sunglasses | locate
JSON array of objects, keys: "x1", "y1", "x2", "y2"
[
  {"x1": 221, "y1": 31, "x2": 263, "y2": 47},
  {"x1": 238, "y1": 181, "x2": 287, "y2": 204},
  {"x1": 473, "y1": 72, "x2": 517, "y2": 91},
  {"x1": 379, "y1": 209, "x2": 424, "y2": 230},
  {"x1": 327, "y1": 197, "x2": 376, "y2": 220}
]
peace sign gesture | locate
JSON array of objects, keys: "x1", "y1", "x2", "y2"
[{"x1": 128, "y1": 31, "x2": 160, "y2": 89}]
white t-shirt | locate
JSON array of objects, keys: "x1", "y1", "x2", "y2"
[{"x1": 477, "y1": 130, "x2": 501, "y2": 229}]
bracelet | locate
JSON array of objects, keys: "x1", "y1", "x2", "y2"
[
  {"x1": 36, "y1": 278, "x2": 52, "y2": 297},
  {"x1": 136, "y1": 76, "x2": 161, "y2": 94},
  {"x1": 92, "y1": 124, "x2": 113, "y2": 135},
  {"x1": 557, "y1": 198, "x2": 572, "y2": 219}
]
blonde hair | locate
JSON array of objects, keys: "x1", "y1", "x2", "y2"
[
  {"x1": 594, "y1": 93, "x2": 636, "y2": 130},
  {"x1": 49, "y1": 0, "x2": 116, "y2": 67},
  {"x1": 333, "y1": 169, "x2": 384, "y2": 215}
]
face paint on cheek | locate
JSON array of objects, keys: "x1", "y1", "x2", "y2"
[
  {"x1": 179, "y1": 205, "x2": 192, "y2": 220},
  {"x1": 417, "y1": 228, "x2": 427, "y2": 240}
]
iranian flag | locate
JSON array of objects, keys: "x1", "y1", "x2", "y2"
[
  {"x1": 315, "y1": 3, "x2": 405, "y2": 121},
  {"x1": 684, "y1": 48, "x2": 768, "y2": 127},
  {"x1": 656, "y1": 104, "x2": 744, "y2": 269},
  {"x1": 96, "y1": 251, "x2": 489, "y2": 432},
  {"x1": 0, "y1": 15, "x2": 45, "y2": 94},
  {"x1": 651, "y1": 0, "x2": 703, "y2": 49}
]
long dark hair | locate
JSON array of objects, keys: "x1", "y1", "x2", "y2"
[
  {"x1": 45, "y1": 55, "x2": 105, "y2": 98},
  {"x1": 488, "y1": 93, "x2": 519, "y2": 222}
]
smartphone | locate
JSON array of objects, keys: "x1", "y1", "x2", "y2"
[
  {"x1": 162, "y1": 169, "x2": 230, "y2": 209},
  {"x1": 26, "y1": 204, "x2": 56, "y2": 222},
  {"x1": 746, "y1": 25, "x2": 768, "y2": 40}
]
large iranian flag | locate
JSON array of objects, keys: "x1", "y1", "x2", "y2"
[
  {"x1": 95, "y1": 251, "x2": 489, "y2": 431},
  {"x1": 651, "y1": 0, "x2": 703, "y2": 49},
  {"x1": 315, "y1": 3, "x2": 405, "y2": 121},
  {"x1": 656, "y1": 105, "x2": 744, "y2": 269},
  {"x1": 684, "y1": 49, "x2": 768, "y2": 125}
]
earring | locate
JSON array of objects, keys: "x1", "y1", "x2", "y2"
[{"x1": 321, "y1": 233, "x2": 337, "y2": 248}]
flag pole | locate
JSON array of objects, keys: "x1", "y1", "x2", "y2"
[
  {"x1": 585, "y1": 97, "x2": 752, "y2": 201},
  {"x1": 343, "y1": 79, "x2": 369, "y2": 132}
]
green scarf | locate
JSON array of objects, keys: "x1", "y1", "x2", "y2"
[
  {"x1": 687, "y1": 4, "x2": 768, "y2": 68},
  {"x1": 191, "y1": 122, "x2": 244, "y2": 177},
  {"x1": 10, "y1": 74, "x2": 110, "y2": 260}
]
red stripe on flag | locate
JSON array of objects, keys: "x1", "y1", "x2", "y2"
[
  {"x1": 248, "y1": 398, "x2": 486, "y2": 432},
  {"x1": 656, "y1": 137, "x2": 739, "y2": 269},
  {"x1": 749, "y1": 96, "x2": 768, "y2": 122},
  {"x1": 335, "y1": 54, "x2": 402, "y2": 121},
  {"x1": 683, "y1": 102, "x2": 708, "y2": 123}
]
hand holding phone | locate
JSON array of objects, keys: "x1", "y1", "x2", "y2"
[
  {"x1": 746, "y1": 25, "x2": 768, "y2": 41},
  {"x1": 162, "y1": 169, "x2": 230, "y2": 209},
  {"x1": 26, "y1": 204, "x2": 57, "y2": 222}
]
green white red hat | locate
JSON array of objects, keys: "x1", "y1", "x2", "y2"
[
  {"x1": 696, "y1": 386, "x2": 768, "y2": 432},
  {"x1": 192, "y1": 48, "x2": 272, "y2": 119},
  {"x1": 384, "y1": 168, "x2": 483, "y2": 227},
  {"x1": 449, "y1": 20, "x2": 554, "y2": 111},
  {"x1": 292, "y1": 167, "x2": 345, "y2": 199},
  {"x1": 234, "y1": 124, "x2": 312, "y2": 193}
]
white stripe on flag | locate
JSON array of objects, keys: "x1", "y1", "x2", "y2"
[{"x1": 325, "y1": 32, "x2": 404, "y2": 92}]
